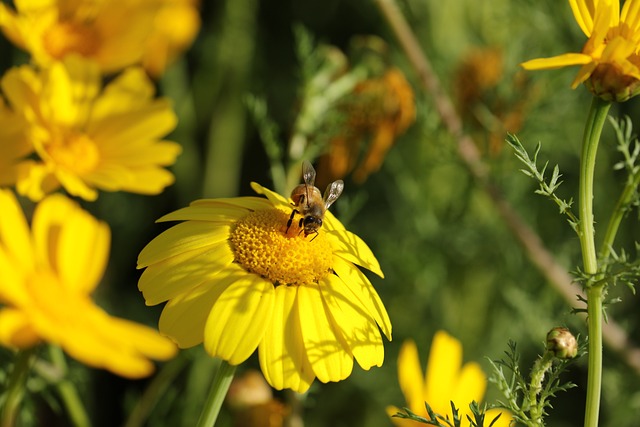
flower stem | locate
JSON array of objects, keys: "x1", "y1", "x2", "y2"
[
  {"x1": 578, "y1": 96, "x2": 611, "y2": 427},
  {"x1": 196, "y1": 358, "x2": 236, "y2": 427},
  {"x1": 1, "y1": 349, "x2": 35, "y2": 427},
  {"x1": 49, "y1": 346, "x2": 90, "y2": 427}
]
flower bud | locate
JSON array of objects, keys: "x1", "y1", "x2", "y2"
[
  {"x1": 546, "y1": 327, "x2": 578, "y2": 359},
  {"x1": 584, "y1": 63, "x2": 640, "y2": 103}
]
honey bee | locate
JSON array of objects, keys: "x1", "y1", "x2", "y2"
[{"x1": 287, "y1": 160, "x2": 344, "y2": 238}]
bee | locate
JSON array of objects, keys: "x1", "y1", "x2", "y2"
[{"x1": 287, "y1": 160, "x2": 344, "y2": 238}]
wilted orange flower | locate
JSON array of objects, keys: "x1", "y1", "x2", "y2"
[
  {"x1": 0, "y1": 190, "x2": 176, "y2": 378},
  {"x1": 0, "y1": 55, "x2": 181, "y2": 201},
  {"x1": 318, "y1": 67, "x2": 415, "y2": 185}
]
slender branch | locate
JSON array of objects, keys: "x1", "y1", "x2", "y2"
[{"x1": 372, "y1": 0, "x2": 640, "y2": 375}]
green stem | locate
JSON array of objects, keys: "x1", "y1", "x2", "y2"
[
  {"x1": 49, "y1": 346, "x2": 90, "y2": 427},
  {"x1": 124, "y1": 353, "x2": 189, "y2": 427},
  {"x1": 599, "y1": 171, "x2": 640, "y2": 262},
  {"x1": 528, "y1": 352, "x2": 553, "y2": 425},
  {"x1": 195, "y1": 359, "x2": 236, "y2": 427},
  {"x1": 578, "y1": 96, "x2": 611, "y2": 427},
  {"x1": 1, "y1": 349, "x2": 35, "y2": 427}
]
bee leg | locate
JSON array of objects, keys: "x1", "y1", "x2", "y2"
[{"x1": 286, "y1": 209, "x2": 298, "y2": 232}]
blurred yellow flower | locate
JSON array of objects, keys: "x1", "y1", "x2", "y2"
[
  {"x1": 0, "y1": 98, "x2": 29, "y2": 188},
  {"x1": 138, "y1": 182, "x2": 392, "y2": 393},
  {"x1": 142, "y1": 0, "x2": 201, "y2": 77},
  {"x1": 0, "y1": 0, "x2": 159, "y2": 73},
  {"x1": 0, "y1": 189, "x2": 176, "y2": 378},
  {"x1": 0, "y1": 56, "x2": 181, "y2": 201},
  {"x1": 387, "y1": 331, "x2": 512, "y2": 427},
  {"x1": 521, "y1": 0, "x2": 640, "y2": 101}
]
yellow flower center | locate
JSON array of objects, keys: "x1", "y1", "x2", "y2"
[
  {"x1": 43, "y1": 21, "x2": 101, "y2": 59},
  {"x1": 46, "y1": 133, "x2": 100, "y2": 175},
  {"x1": 229, "y1": 208, "x2": 333, "y2": 286}
]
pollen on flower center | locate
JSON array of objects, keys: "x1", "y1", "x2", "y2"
[
  {"x1": 46, "y1": 133, "x2": 100, "y2": 174},
  {"x1": 43, "y1": 21, "x2": 101, "y2": 59},
  {"x1": 229, "y1": 208, "x2": 334, "y2": 286}
]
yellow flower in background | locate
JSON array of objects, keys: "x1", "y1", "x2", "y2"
[
  {"x1": 142, "y1": 0, "x2": 201, "y2": 77},
  {"x1": 138, "y1": 182, "x2": 392, "y2": 393},
  {"x1": 0, "y1": 55, "x2": 181, "y2": 201},
  {"x1": 0, "y1": 190, "x2": 176, "y2": 378},
  {"x1": 387, "y1": 331, "x2": 512, "y2": 427},
  {"x1": 317, "y1": 67, "x2": 415, "y2": 186},
  {"x1": 0, "y1": 0, "x2": 159, "y2": 74},
  {"x1": 522, "y1": 0, "x2": 640, "y2": 101}
]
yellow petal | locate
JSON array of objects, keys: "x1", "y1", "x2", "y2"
[
  {"x1": 452, "y1": 362, "x2": 487, "y2": 416},
  {"x1": 259, "y1": 285, "x2": 315, "y2": 393},
  {"x1": 569, "y1": 0, "x2": 597, "y2": 36},
  {"x1": 90, "y1": 67, "x2": 157, "y2": 120},
  {"x1": 158, "y1": 267, "x2": 242, "y2": 348},
  {"x1": 110, "y1": 167, "x2": 176, "y2": 195},
  {"x1": 250, "y1": 182, "x2": 291, "y2": 208},
  {"x1": 15, "y1": 160, "x2": 61, "y2": 202},
  {"x1": 396, "y1": 339, "x2": 425, "y2": 413},
  {"x1": 327, "y1": 229, "x2": 383, "y2": 277},
  {"x1": 157, "y1": 202, "x2": 252, "y2": 223},
  {"x1": 90, "y1": 100, "x2": 177, "y2": 145},
  {"x1": 52, "y1": 195, "x2": 110, "y2": 294},
  {"x1": 321, "y1": 274, "x2": 383, "y2": 370},
  {"x1": 424, "y1": 331, "x2": 463, "y2": 414},
  {"x1": 571, "y1": 62, "x2": 598, "y2": 88},
  {"x1": 622, "y1": 0, "x2": 640, "y2": 32},
  {"x1": 55, "y1": 168, "x2": 98, "y2": 201},
  {"x1": 203, "y1": 274, "x2": 274, "y2": 365},
  {"x1": 332, "y1": 256, "x2": 391, "y2": 340},
  {"x1": 139, "y1": 243, "x2": 234, "y2": 305},
  {"x1": 0, "y1": 189, "x2": 33, "y2": 272},
  {"x1": 297, "y1": 282, "x2": 353, "y2": 383},
  {"x1": 521, "y1": 53, "x2": 593, "y2": 70},
  {"x1": 0, "y1": 308, "x2": 40, "y2": 348},
  {"x1": 137, "y1": 222, "x2": 230, "y2": 267},
  {"x1": 99, "y1": 140, "x2": 181, "y2": 167}
]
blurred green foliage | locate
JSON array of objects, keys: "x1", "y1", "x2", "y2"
[{"x1": 4, "y1": 0, "x2": 640, "y2": 425}]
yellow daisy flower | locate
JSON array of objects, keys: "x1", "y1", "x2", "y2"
[
  {"x1": 521, "y1": 0, "x2": 640, "y2": 101},
  {"x1": 137, "y1": 182, "x2": 392, "y2": 393},
  {"x1": 0, "y1": 0, "x2": 160, "y2": 73},
  {"x1": 0, "y1": 55, "x2": 181, "y2": 201},
  {"x1": 387, "y1": 331, "x2": 512, "y2": 427},
  {"x1": 0, "y1": 189, "x2": 177, "y2": 378}
]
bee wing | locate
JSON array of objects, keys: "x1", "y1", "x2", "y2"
[
  {"x1": 302, "y1": 160, "x2": 316, "y2": 187},
  {"x1": 323, "y1": 180, "x2": 344, "y2": 210}
]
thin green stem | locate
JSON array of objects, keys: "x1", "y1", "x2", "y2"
[
  {"x1": 49, "y1": 346, "x2": 90, "y2": 427},
  {"x1": 578, "y1": 97, "x2": 610, "y2": 275},
  {"x1": 1, "y1": 349, "x2": 35, "y2": 427},
  {"x1": 599, "y1": 171, "x2": 640, "y2": 262},
  {"x1": 578, "y1": 96, "x2": 611, "y2": 427},
  {"x1": 195, "y1": 358, "x2": 236, "y2": 427},
  {"x1": 124, "y1": 353, "x2": 189, "y2": 427}
]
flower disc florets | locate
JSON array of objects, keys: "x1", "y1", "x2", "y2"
[{"x1": 229, "y1": 208, "x2": 333, "y2": 286}]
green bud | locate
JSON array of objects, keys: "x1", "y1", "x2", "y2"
[{"x1": 546, "y1": 327, "x2": 578, "y2": 359}]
